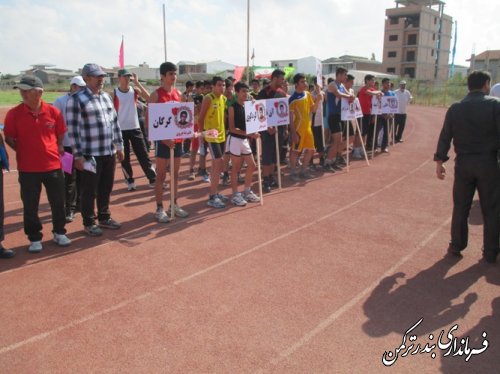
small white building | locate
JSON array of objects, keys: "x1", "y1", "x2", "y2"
[{"x1": 270, "y1": 56, "x2": 322, "y2": 75}]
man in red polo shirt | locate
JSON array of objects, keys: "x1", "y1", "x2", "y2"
[
  {"x1": 4, "y1": 75, "x2": 71, "y2": 253},
  {"x1": 356, "y1": 74, "x2": 383, "y2": 156}
]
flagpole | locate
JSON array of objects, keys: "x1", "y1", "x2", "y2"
[
  {"x1": 246, "y1": 0, "x2": 250, "y2": 84},
  {"x1": 163, "y1": 3, "x2": 167, "y2": 61}
]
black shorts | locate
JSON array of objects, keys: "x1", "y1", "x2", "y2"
[
  {"x1": 207, "y1": 141, "x2": 224, "y2": 160},
  {"x1": 155, "y1": 141, "x2": 183, "y2": 159},
  {"x1": 328, "y1": 114, "x2": 342, "y2": 134},
  {"x1": 312, "y1": 125, "x2": 324, "y2": 152},
  {"x1": 342, "y1": 121, "x2": 355, "y2": 138}
]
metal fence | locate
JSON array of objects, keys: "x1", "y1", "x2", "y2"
[{"x1": 403, "y1": 79, "x2": 468, "y2": 107}]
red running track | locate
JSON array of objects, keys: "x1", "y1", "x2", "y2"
[{"x1": 0, "y1": 105, "x2": 497, "y2": 373}]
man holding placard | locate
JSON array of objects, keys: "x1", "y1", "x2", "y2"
[
  {"x1": 199, "y1": 76, "x2": 228, "y2": 209},
  {"x1": 227, "y1": 82, "x2": 261, "y2": 206},
  {"x1": 148, "y1": 62, "x2": 189, "y2": 223},
  {"x1": 377, "y1": 78, "x2": 396, "y2": 153},
  {"x1": 289, "y1": 73, "x2": 322, "y2": 181},
  {"x1": 357, "y1": 74, "x2": 383, "y2": 155},
  {"x1": 325, "y1": 68, "x2": 355, "y2": 172},
  {"x1": 257, "y1": 69, "x2": 287, "y2": 193}
]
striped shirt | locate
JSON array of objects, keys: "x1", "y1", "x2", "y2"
[{"x1": 66, "y1": 87, "x2": 123, "y2": 158}]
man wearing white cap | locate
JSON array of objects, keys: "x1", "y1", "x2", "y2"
[
  {"x1": 53, "y1": 76, "x2": 86, "y2": 223},
  {"x1": 394, "y1": 80, "x2": 413, "y2": 143},
  {"x1": 490, "y1": 82, "x2": 500, "y2": 98},
  {"x1": 66, "y1": 64, "x2": 124, "y2": 237},
  {"x1": 4, "y1": 75, "x2": 71, "y2": 252}
]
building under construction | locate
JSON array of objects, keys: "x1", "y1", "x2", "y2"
[{"x1": 382, "y1": 0, "x2": 453, "y2": 81}]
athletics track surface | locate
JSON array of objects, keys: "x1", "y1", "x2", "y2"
[{"x1": 0, "y1": 105, "x2": 497, "y2": 373}]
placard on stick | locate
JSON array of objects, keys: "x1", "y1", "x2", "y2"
[
  {"x1": 148, "y1": 102, "x2": 195, "y2": 140},
  {"x1": 265, "y1": 98, "x2": 290, "y2": 127},
  {"x1": 380, "y1": 96, "x2": 399, "y2": 114},
  {"x1": 371, "y1": 96, "x2": 383, "y2": 115},
  {"x1": 341, "y1": 98, "x2": 363, "y2": 121},
  {"x1": 244, "y1": 100, "x2": 268, "y2": 134}
]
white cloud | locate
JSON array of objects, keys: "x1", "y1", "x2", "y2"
[{"x1": 0, "y1": 0, "x2": 498, "y2": 75}]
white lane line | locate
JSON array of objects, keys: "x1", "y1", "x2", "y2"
[
  {"x1": 0, "y1": 158, "x2": 432, "y2": 355},
  {"x1": 266, "y1": 216, "x2": 451, "y2": 369},
  {"x1": 175, "y1": 159, "x2": 431, "y2": 285}
]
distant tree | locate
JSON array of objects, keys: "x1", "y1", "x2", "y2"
[{"x1": 0, "y1": 74, "x2": 15, "y2": 80}]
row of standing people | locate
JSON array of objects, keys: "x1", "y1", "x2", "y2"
[{"x1": 0, "y1": 63, "x2": 412, "y2": 256}]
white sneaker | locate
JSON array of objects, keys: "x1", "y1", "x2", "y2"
[
  {"x1": 53, "y1": 233, "x2": 71, "y2": 247},
  {"x1": 127, "y1": 182, "x2": 137, "y2": 191},
  {"x1": 28, "y1": 241, "x2": 43, "y2": 253},
  {"x1": 207, "y1": 196, "x2": 225, "y2": 209},
  {"x1": 168, "y1": 204, "x2": 189, "y2": 218},
  {"x1": 155, "y1": 209, "x2": 172, "y2": 223},
  {"x1": 231, "y1": 192, "x2": 247, "y2": 206},
  {"x1": 243, "y1": 190, "x2": 261, "y2": 203}
]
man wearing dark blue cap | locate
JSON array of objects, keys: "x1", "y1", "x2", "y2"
[{"x1": 66, "y1": 64, "x2": 124, "y2": 237}]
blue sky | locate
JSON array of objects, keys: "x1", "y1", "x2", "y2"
[{"x1": 0, "y1": 0, "x2": 497, "y2": 75}]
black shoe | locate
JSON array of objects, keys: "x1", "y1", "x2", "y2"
[
  {"x1": 65, "y1": 212, "x2": 75, "y2": 223},
  {"x1": 262, "y1": 181, "x2": 271, "y2": 193},
  {"x1": 98, "y1": 218, "x2": 122, "y2": 230},
  {"x1": 483, "y1": 249, "x2": 499, "y2": 264},
  {"x1": 269, "y1": 176, "x2": 278, "y2": 188},
  {"x1": 331, "y1": 162, "x2": 343, "y2": 171},
  {"x1": 0, "y1": 247, "x2": 15, "y2": 259},
  {"x1": 323, "y1": 164, "x2": 336, "y2": 173},
  {"x1": 447, "y1": 244, "x2": 463, "y2": 258}
]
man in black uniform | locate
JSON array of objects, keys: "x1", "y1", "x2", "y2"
[
  {"x1": 257, "y1": 69, "x2": 287, "y2": 192},
  {"x1": 434, "y1": 71, "x2": 500, "y2": 263}
]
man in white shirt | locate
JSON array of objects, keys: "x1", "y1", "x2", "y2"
[
  {"x1": 53, "y1": 76, "x2": 86, "y2": 222},
  {"x1": 394, "y1": 80, "x2": 413, "y2": 143},
  {"x1": 112, "y1": 69, "x2": 156, "y2": 191}
]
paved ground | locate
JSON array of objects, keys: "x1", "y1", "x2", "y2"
[{"x1": 0, "y1": 105, "x2": 497, "y2": 373}]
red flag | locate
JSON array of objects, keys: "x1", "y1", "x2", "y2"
[
  {"x1": 233, "y1": 66, "x2": 245, "y2": 83},
  {"x1": 119, "y1": 37, "x2": 124, "y2": 68}
]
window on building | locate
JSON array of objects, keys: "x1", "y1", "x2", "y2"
[
  {"x1": 432, "y1": 33, "x2": 436, "y2": 41},
  {"x1": 389, "y1": 34, "x2": 398, "y2": 41},
  {"x1": 387, "y1": 68, "x2": 396, "y2": 74},
  {"x1": 431, "y1": 49, "x2": 434, "y2": 57},
  {"x1": 407, "y1": 34, "x2": 417, "y2": 45},
  {"x1": 407, "y1": 51, "x2": 416, "y2": 61},
  {"x1": 388, "y1": 51, "x2": 397, "y2": 58},
  {"x1": 404, "y1": 67, "x2": 415, "y2": 78},
  {"x1": 389, "y1": 17, "x2": 399, "y2": 25},
  {"x1": 404, "y1": 15, "x2": 420, "y2": 28}
]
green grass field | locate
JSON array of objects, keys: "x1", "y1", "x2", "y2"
[{"x1": 0, "y1": 90, "x2": 65, "y2": 106}]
